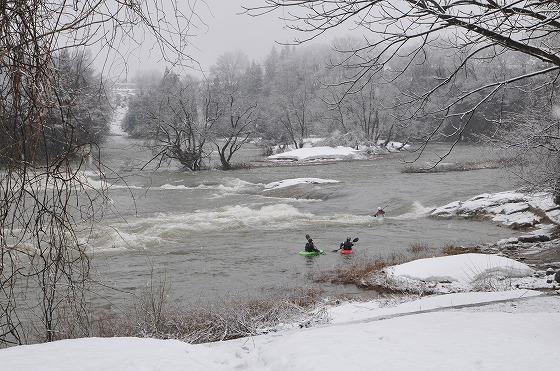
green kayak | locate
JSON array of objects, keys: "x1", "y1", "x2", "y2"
[{"x1": 298, "y1": 250, "x2": 324, "y2": 256}]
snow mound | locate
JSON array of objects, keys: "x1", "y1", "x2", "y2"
[
  {"x1": 267, "y1": 146, "x2": 361, "y2": 162},
  {"x1": 386, "y1": 253, "x2": 534, "y2": 286},
  {"x1": 264, "y1": 178, "x2": 339, "y2": 190}
]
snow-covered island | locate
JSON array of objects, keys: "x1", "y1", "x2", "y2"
[{"x1": 267, "y1": 141, "x2": 410, "y2": 162}]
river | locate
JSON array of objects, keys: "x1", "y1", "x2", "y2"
[{"x1": 85, "y1": 131, "x2": 519, "y2": 309}]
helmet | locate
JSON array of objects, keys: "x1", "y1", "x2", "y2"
[
  {"x1": 346, "y1": 237, "x2": 351, "y2": 242},
  {"x1": 305, "y1": 234, "x2": 311, "y2": 240},
  {"x1": 377, "y1": 207, "x2": 382, "y2": 210}
]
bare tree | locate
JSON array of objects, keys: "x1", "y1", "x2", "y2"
[
  {"x1": 145, "y1": 72, "x2": 218, "y2": 171},
  {"x1": 0, "y1": 1, "x2": 203, "y2": 345},
  {"x1": 269, "y1": 47, "x2": 325, "y2": 148},
  {"x1": 249, "y1": 0, "x2": 560, "y2": 197},
  {"x1": 210, "y1": 52, "x2": 258, "y2": 170}
]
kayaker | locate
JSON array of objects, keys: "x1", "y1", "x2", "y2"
[
  {"x1": 373, "y1": 207, "x2": 386, "y2": 217},
  {"x1": 305, "y1": 234, "x2": 321, "y2": 253},
  {"x1": 339, "y1": 237, "x2": 354, "y2": 251}
]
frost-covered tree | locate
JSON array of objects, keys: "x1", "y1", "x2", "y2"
[{"x1": 210, "y1": 52, "x2": 258, "y2": 170}]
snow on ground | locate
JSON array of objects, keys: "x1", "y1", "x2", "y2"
[
  {"x1": 264, "y1": 178, "x2": 339, "y2": 190},
  {"x1": 3, "y1": 292, "x2": 560, "y2": 370},
  {"x1": 387, "y1": 253, "x2": 533, "y2": 284},
  {"x1": 382, "y1": 253, "x2": 536, "y2": 293},
  {"x1": 327, "y1": 289, "x2": 541, "y2": 324},
  {"x1": 267, "y1": 146, "x2": 362, "y2": 162}
]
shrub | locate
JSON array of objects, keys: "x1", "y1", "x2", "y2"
[
  {"x1": 442, "y1": 244, "x2": 468, "y2": 256},
  {"x1": 408, "y1": 242, "x2": 430, "y2": 255},
  {"x1": 91, "y1": 286, "x2": 325, "y2": 344}
]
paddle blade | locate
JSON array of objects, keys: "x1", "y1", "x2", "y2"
[{"x1": 353, "y1": 237, "x2": 359, "y2": 242}]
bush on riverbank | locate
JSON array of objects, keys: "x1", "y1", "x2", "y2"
[{"x1": 89, "y1": 286, "x2": 324, "y2": 344}]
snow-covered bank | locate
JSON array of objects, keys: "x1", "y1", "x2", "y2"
[{"x1": 3, "y1": 292, "x2": 559, "y2": 371}]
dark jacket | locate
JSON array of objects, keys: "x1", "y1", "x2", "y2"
[
  {"x1": 374, "y1": 209, "x2": 386, "y2": 217},
  {"x1": 340, "y1": 241, "x2": 354, "y2": 250},
  {"x1": 305, "y1": 239, "x2": 318, "y2": 252}
]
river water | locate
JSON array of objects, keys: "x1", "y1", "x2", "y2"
[{"x1": 86, "y1": 132, "x2": 519, "y2": 308}]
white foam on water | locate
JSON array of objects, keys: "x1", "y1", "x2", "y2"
[
  {"x1": 153, "y1": 178, "x2": 262, "y2": 193},
  {"x1": 94, "y1": 204, "x2": 374, "y2": 250},
  {"x1": 393, "y1": 201, "x2": 435, "y2": 220}
]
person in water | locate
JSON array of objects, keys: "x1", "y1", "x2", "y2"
[
  {"x1": 373, "y1": 207, "x2": 386, "y2": 217},
  {"x1": 305, "y1": 234, "x2": 321, "y2": 253},
  {"x1": 339, "y1": 237, "x2": 354, "y2": 251}
]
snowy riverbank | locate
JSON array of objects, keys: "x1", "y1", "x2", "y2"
[
  {"x1": 2, "y1": 290, "x2": 558, "y2": 370},
  {"x1": 2, "y1": 253, "x2": 558, "y2": 370}
]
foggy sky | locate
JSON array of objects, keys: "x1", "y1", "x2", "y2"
[{"x1": 119, "y1": 0, "x2": 345, "y2": 79}]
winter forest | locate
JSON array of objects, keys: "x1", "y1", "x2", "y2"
[{"x1": 2, "y1": 1, "x2": 560, "y2": 370}]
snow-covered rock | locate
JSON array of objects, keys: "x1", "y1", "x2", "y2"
[
  {"x1": 526, "y1": 192, "x2": 559, "y2": 212},
  {"x1": 384, "y1": 253, "x2": 534, "y2": 292},
  {"x1": 546, "y1": 209, "x2": 560, "y2": 224},
  {"x1": 267, "y1": 146, "x2": 362, "y2": 162},
  {"x1": 264, "y1": 178, "x2": 339, "y2": 190},
  {"x1": 491, "y1": 211, "x2": 539, "y2": 228},
  {"x1": 431, "y1": 190, "x2": 559, "y2": 230}
]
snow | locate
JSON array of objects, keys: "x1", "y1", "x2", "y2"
[
  {"x1": 327, "y1": 289, "x2": 541, "y2": 324},
  {"x1": 385, "y1": 253, "x2": 534, "y2": 286},
  {"x1": 491, "y1": 211, "x2": 539, "y2": 227},
  {"x1": 267, "y1": 146, "x2": 361, "y2": 162},
  {"x1": 0, "y1": 337, "x2": 216, "y2": 371},
  {"x1": 432, "y1": 191, "x2": 527, "y2": 217},
  {"x1": 380, "y1": 140, "x2": 411, "y2": 152},
  {"x1": 486, "y1": 202, "x2": 529, "y2": 215},
  {"x1": 526, "y1": 192, "x2": 559, "y2": 212},
  {"x1": 109, "y1": 105, "x2": 128, "y2": 136},
  {"x1": 264, "y1": 178, "x2": 339, "y2": 190},
  {"x1": 546, "y1": 208, "x2": 560, "y2": 223},
  {"x1": 0, "y1": 237, "x2": 555, "y2": 371},
  {"x1": 3, "y1": 293, "x2": 560, "y2": 370},
  {"x1": 430, "y1": 190, "x2": 560, "y2": 230}
]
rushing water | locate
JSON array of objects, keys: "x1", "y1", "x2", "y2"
[{"x1": 86, "y1": 133, "x2": 519, "y2": 308}]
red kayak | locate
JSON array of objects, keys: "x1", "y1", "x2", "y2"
[{"x1": 339, "y1": 249, "x2": 353, "y2": 255}]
